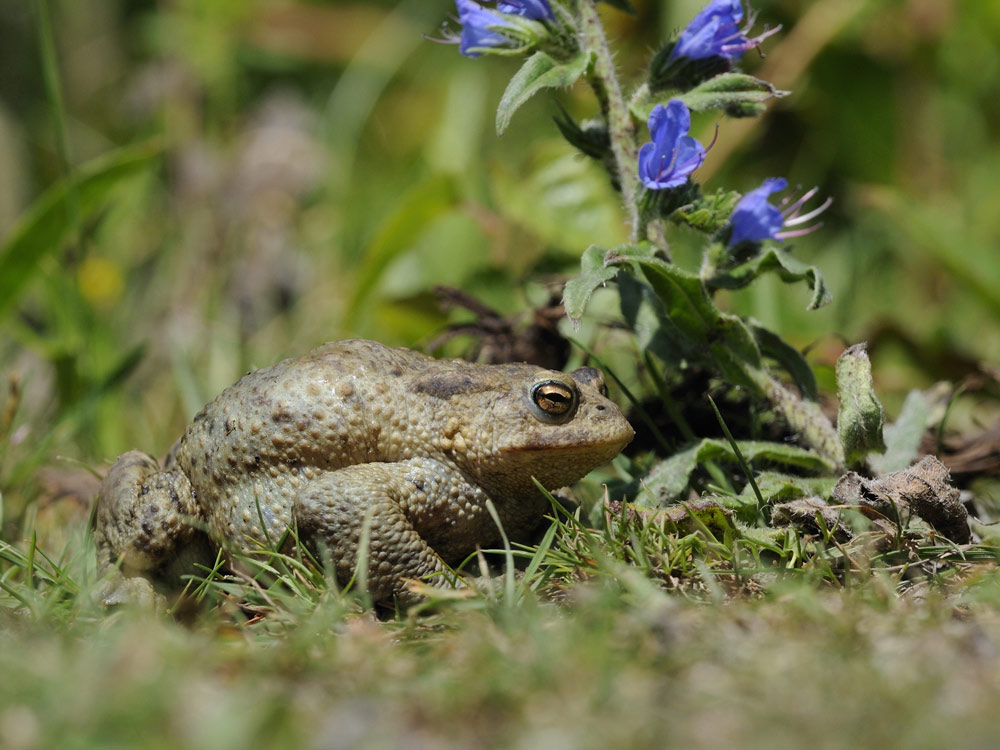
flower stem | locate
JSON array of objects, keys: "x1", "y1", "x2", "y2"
[
  {"x1": 577, "y1": 0, "x2": 640, "y2": 241},
  {"x1": 750, "y1": 369, "x2": 845, "y2": 470}
]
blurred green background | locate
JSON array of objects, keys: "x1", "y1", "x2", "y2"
[{"x1": 2, "y1": 0, "x2": 999, "y2": 534}]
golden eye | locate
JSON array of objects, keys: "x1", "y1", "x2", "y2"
[{"x1": 530, "y1": 380, "x2": 577, "y2": 421}]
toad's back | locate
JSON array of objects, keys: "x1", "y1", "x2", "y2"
[{"x1": 172, "y1": 340, "x2": 437, "y2": 541}]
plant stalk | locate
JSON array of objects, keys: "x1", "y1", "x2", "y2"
[
  {"x1": 577, "y1": 0, "x2": 640, "y2": 241},
  {"x1": 751, "y1": 370, "x2": 845, "y2": 470}
]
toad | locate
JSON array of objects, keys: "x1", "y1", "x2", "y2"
[{"x1": 94, "y1": 339, "x2": 633, "y2": 606}]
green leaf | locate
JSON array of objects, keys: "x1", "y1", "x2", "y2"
[
  {"x1": 496, "y1": 50, "x2": 593, "y2": 136},
  {"x1": 673, "y1": 189, "x2": 740, "y2": 234},
  {"x1": 748, "y1": 321, "x2": 819, "y2": 401},
  {"x1": 836, "y1": 343, "x2": 887, "y2": 467},
  {"x1": 644, "y1": 438, "x2": 836, "y2": 505},
  {"x1": 607, "y1": 245, "x2": 763, "y2": 386},
  {"x1": 563, "y1": 244, "x2": 621, "y2": 326},
  {"x1": 344, "y1": 174, "x2": 458, "y2": 326},
  {"x1": 737, "y1": 471, "x2": 839, "y2": 505},
  {"x1": 705, "y1": 245, "x2": 832, "y2": 310},
  {"x1": 623, "y1": 499, "x2": 738, "y2": 535},
  {"x1": 615, "y1": 253, "x2": 703, "y2": 363},
  {"x1": 612, "y1": 248, "x2": 842, "y2": 467},
  {"x1": 0, "y1": 140, "x2": 162, "y2": 321},
  {"x1": 617, "y1": 273, "x2": 700, "y2": 364},
  {"x1": 676, "y1": 73, "x2": 787, "y2": 115},
  {"x1": 552, "y1": 101, "x2": 611, "y2": 161},
  {"x1": 868, "y1": 389, "x2": 932, "y2": 475}
]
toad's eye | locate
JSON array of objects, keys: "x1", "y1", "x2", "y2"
[{"x1": 530, "y1": 380, "x2": 578, "y2": 422}]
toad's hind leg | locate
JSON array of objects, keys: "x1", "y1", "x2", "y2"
[
  {"x1": 94, "y1": 450, "x2": 206, "y2": 603},
  {"x1": 293, "y1": 463, "x2": 462, "y2": 606}
]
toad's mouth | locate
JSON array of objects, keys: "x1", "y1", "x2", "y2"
[{"x1": 503, "y1": 425, "x2": 635, "y2": 456}]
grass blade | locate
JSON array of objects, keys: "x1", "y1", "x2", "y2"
[
  {"x1": 707, "y1": 394, "x2": 765, "y2": 519},
  {"x1": 0, "y1": 140, "x2": 162, "y2": 321},
  {"x1": 485, "y1": 498, "x2": 517, "y2": 606}
]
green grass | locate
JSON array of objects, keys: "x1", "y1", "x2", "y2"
[
  {"x1": 5, "y1": 517, "x2": 1000, "y2": 749},
  {"x1": 4, "y1": 493, "x2": 1000, "y2": 748}
]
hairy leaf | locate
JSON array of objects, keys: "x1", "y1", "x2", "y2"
[
  {"x1": 705, "y1": 246, "x2": 832, "y2": 310},
  {"x1": 748, "y1": 321, "x2": 819, "y2": 401},
  {"x1": 563, "y1": 244, "x2": 620, "y2": 326},
  {"x1": 617, "y1": 272, "x2": 702, "y2": 365},
  {"x1": 607, "y1": 245, "x2": 763, "y2": 386},
  {"x1": 738, "y1": 471, "x2": 839, "y2": 505},
  {"x1": 675, "y1": 73, "x2": 787, "y2": 115},
  {"x1": 836, "y1": 343, "x2": 887, "y2": 467},
  {"x1": 497, "y1": 50, "x2": 593, "y2": 135},
  {"x1": 644, "y1": 438, "x2": 836, "y2": 505}
]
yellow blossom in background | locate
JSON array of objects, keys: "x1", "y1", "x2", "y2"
[{"x1": 77, "y1": 255, "x2": 123, "y2": 308}]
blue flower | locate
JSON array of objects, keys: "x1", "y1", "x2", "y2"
[
  {"x1": 456, "y1": 0, "x2": 512, "y2": 57},
  {"x1": 638, "y1": 100, "x2": 707, "y2": 190},
  {"x1": 497, "y1": 0, "x2": 553, "y2": 20},
  {"x1": 727, "y1": 178, "x2": 832, "y2": 246},
  {"x1": 453, "y1": 0, "x2": 552, "y2": 57},
  {"x1": 670, "y1": 0, "x2": 777, "y2": 62}
]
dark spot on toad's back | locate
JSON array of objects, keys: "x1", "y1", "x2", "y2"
[
  {"x1": 571, "y1": 367, "x2": 604, "y2": 388},
  {"x1": 411, "y1": 372, "x2": 487, "y2": 400}
]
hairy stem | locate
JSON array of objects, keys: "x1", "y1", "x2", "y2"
[
  {"x1": 751, "y1": 370, "x2": 845, "y2": 470},
  {"x1": 577, "y1": 0, "x2": 640, "y2": 241}
]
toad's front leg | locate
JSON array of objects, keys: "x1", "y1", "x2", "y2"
[{"x1": 294, "y1": 458, "x2": 493, "y2": 606}]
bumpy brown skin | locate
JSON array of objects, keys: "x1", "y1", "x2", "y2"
[{"x1": 94, "y1": 339, "x2": 634, "y2": 606}]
